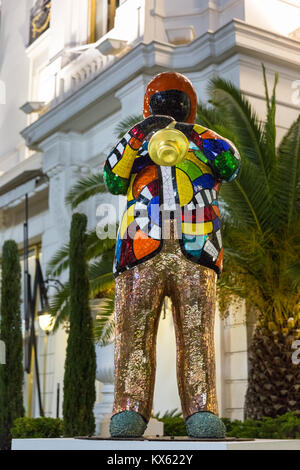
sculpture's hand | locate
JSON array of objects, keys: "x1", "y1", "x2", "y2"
[
  {"x1": 139, "y1": 115, "x2": 174, "y2": 137},
  {"x1": 174, "y1": 122, "x2": 241, "y2": 182},
  {"x1": 174, "y1": 122, "x2": 194, "y2": 138}
]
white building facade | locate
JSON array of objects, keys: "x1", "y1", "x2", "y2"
[{"x1": 0, "y1": 0, "x2": 299, "y2": 424}]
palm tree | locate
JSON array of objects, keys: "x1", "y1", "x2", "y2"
[{"x1": 196, "y1": 66, "x2": 300, "y2": 419}]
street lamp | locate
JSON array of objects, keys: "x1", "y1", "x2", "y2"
[
  {"x1": 38, "y1": 308, "x2": 54, "y2": 335},
  {"x1": 38, "y1": 306, "x2": 54, "y2": 414},
  {"x1": 37, "y1": 278, "x2": 63, "y2": 413}
]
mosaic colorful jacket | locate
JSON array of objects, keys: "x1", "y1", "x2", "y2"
[{"x1": 104, "y1": 118, "x2": 241, "y2": 278}]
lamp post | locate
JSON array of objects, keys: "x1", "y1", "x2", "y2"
[
  {"x1": 38, "y1": 307, "x2": 54, "y2": 413},
  {"x1": 37, "y1": 278, "x2": 63, "y2": 414}
]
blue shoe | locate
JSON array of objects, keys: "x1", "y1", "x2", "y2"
[
  {"x1": 185, "y1": 411, "x2": 226, "y2": 438},
  {"x1": 110, "y1": 411, "x2": 147, "y2": 438}
]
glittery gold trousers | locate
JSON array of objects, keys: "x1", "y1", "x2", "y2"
[{"x1": 112, "y1": 222, "x2": 218, "y2": 422}]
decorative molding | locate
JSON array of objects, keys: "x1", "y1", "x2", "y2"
[
  {"x1": 0, "y1": 153, "x2": 43, "y2": 192},
  {"x1": 0, "y1": 178, "x2": 48, "y2": 211},
  {"x1": 21, "y1": 19, "x2": 300, "y2": 150},
  {"x1": 46, "y1": 165, "x2": 64, "y2": 178}
]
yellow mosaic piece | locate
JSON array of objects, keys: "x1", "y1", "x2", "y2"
[
  {"x1": 182, "y1": 221, "x2": 213, "y2": 236},
  {"x1": 187, "y1": 152, "x2": 213, "y2": 175},
  {"x1": 127, "y1": 174, "x2": 137, "y2": 201},
  {"x1": 193, "y1": 124, "x2": 207, "y2": 135},
  {"x1": 176, "y1": 168, "x2": 193, "y2": 207},
  {"x1": 113, "y1": 146, "x2": 137, "y2": 179},
  {"x1": 120, "y1": 204, "x2": 135, "y2": 239}
]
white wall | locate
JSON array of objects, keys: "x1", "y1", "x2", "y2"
[
  {"x1": 0, "y1": 0, "x2": 31, "y2": 168},
  {"x1": 244, "y1": 0, "x2": 300, "y2": 37}
]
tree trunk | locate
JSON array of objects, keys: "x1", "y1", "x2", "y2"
[{"x1": 245, "y1": 326, "x2": 300, "y2": 419}]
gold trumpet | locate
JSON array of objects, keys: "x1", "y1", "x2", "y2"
[{"x1": 148, "y1": 123, "x2": 189, "y2": 166}]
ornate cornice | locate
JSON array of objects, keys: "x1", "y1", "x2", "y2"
[{"x1": 21, "y1": 19, "x2": 300, "y2": 150}]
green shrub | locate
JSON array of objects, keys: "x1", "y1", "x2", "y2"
[
  {"x1": 224, "y1": 412, "x2": 300, "y2": 439},
  {"x1": 158, "y1": 416, "x2": 187, "y2": 436},
  {"x1": 11, "y1": 417, "x2": 63, "y2": 439},
  {"x1": 157, "y1": 411, "x2": 300, "y2": 438}
]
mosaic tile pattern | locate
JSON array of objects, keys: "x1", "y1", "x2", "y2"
[{"x1": 104, "y1": 119, "x2": 241, "y2": 277}]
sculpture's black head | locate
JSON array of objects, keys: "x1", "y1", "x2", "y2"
[
  {"x1": 149, "y1": 89, "x2": 191, "y2": 122},
  {"x1": 144, "y1": 72, "x2": 197, "y2": 123}
]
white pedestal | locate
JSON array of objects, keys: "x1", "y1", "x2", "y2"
[
  {"x1": 144, "y1": 418, "x2": 164, "y2": 437},
  {"x1": 11, "y1": 438, "x2": 300, "y2": 450},
  {"x1": 94, "y1": 341, "x2": 115, "y2": 436}
]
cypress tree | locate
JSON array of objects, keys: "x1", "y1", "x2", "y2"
[
  {"x1": 0, "y1": 240, "x2": 24, "y2": 450},
  {"x1": 63, "y1": 213, "x2": 96, "y2": 436}
]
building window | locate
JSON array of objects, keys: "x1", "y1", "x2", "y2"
[
  {"x1": 29, "y1": 0, "x2": 51, "y2": 45},
  {"x1": 90, "y1": 0, "x2": 120, "y2": 43}
]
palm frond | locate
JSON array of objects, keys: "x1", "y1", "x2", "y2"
[
  {"x1": 286, "y1": 263, "x2": 300, "y2": 289},
  {"x1": 115, "y1": 114, "x2": 143, "y2": 139},
  {"x1": 276, "y1": 114, "x2": 300, "y2": 228},
  {"x1": 89, "y1": 251, "x2": 115, "y2": 278},
  {"x1": 262, "y1": 64, "x2": 278, "y2": 174},
  {"x1": 47, "y1": 229, "x2": 116, "y2": 276},
  {"x1": 220, "y1": 156, "x2": 273, "y2": 232},
  {"x1": 46, "y1": 243, "x2": 70, "y2": 277},
  {"x1": 86, "y1": 231, "x2": 116, "y2": 261},
  {"x1": 93, "y1": 298, "x2": 115, "y2": 345},
  {"x1": 207, "y1": 77, "x2": 269, "y2": 185},
  {"x1": 48, "y1": 282, "x2": 71, "y2": 331},
  {"x1": 65, "y1": 173, "x2": 106, "y2": 209},
  {"x1": 196, "y1": 102, "x2": 223, "y2": 129},
  {"x1": 154, "y1": 408, "x2": 183, "y2": 419},
  {"x1": 95, "y1": 319, "x2": 115, "y2": 346},
  {"x1": 89, "y1": 272, "x2": 115, "y2": 298},
  {"x1": 196, "y1": 101, "x2": 238, "y2": 145},
  {"x1": 197, "y1": 99, "x2": 274, "y2": 232},
  {"x1": 88, "y1": 252, "x2": 115, "y2": 297},
  {"x1": 48, "y1": 270, "x2": 114, "y2": 331}
]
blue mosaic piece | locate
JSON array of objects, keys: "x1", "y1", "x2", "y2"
[
  {"x1": 213, "y1": 218, "x2": 221, "y2": 231},
  {"x1": 148, "y1": 196, "x2": 160, "y2": 225},
  {"x1": 192, "y1": 174, "x2": 215, "y2": 191},
  {"x1": 183, "y1": 234, "x2": 207, "y2": 256},
  {"x1": 132, "y1": 154, "x2": 154, "y2": 173},
  {"x1": 202, "y1": 138, "x2": 231, "y2": 161},
  {"x1": 115, "y1": 235, "x2": 122, "y2": 264}
]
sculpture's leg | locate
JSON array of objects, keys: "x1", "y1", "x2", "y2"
[
  {"x1": 110, "y1": 262, "x2": 165, "y2": 437},
  {"x1": 170, "y1": 262, "x2": 226, "y2": 437},
  {"x1": 171, "y1": 264, "x2": 218, "y2": 417}
]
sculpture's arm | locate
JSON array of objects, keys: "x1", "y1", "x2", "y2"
[
  {"x1": 175, "y1": 123, "x2": 241, "y2": 182},
  {"x1": 104, "y1": 116, "x2": 174, "y2": 195}
]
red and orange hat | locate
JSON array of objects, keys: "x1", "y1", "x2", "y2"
[{"x1": 143, "y1": 72, "x2": 197, "y2": 123}]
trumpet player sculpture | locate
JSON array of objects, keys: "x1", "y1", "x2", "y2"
[{"x1": 104, "y1": 72, "x2": 241, "y2": 438}]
